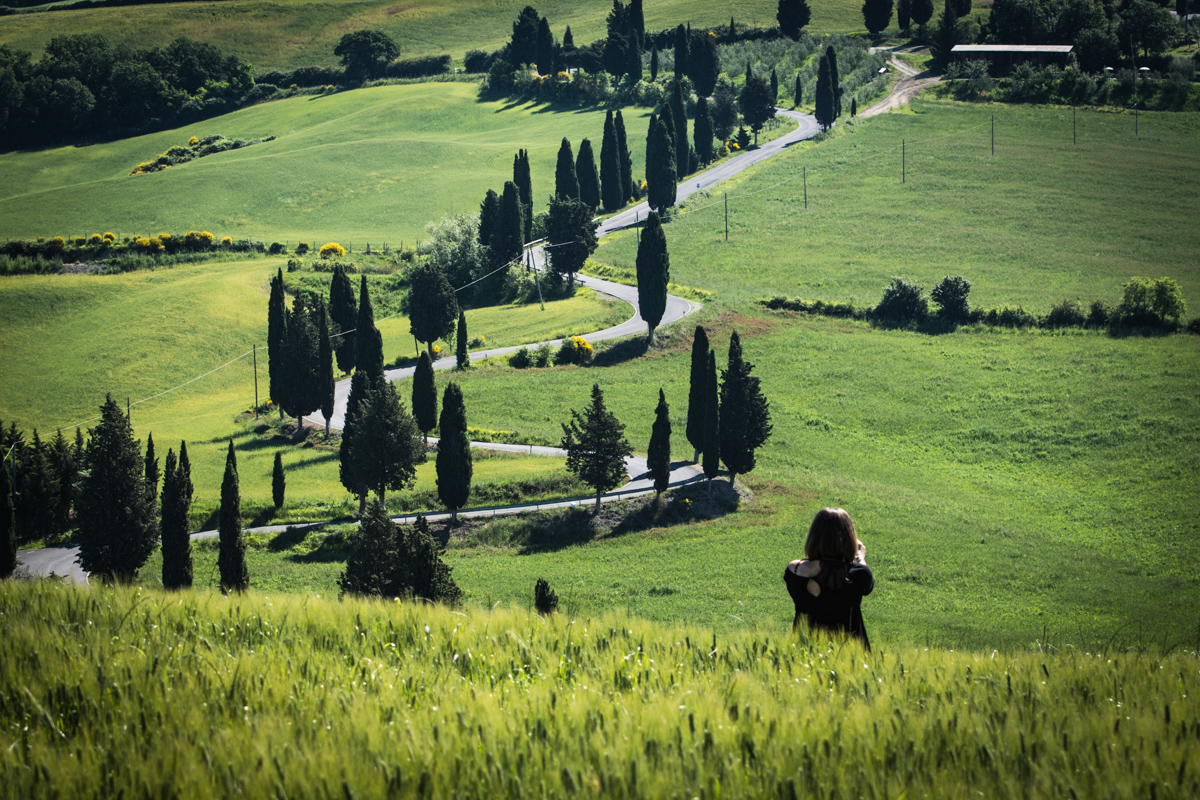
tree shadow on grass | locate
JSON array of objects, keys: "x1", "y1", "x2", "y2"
[
  {"x1": 286, "y1": 530, "x2": 349, "y2": 563},
  {"x1": 591, "y1": 336, "x2": 648, "y2": 367}
]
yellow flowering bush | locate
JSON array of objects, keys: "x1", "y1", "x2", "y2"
[
  {"x1": 555, "y1": 335, "x2": 593, "y2": 365},
  {"x1": 89, "y1": 234, "x2": 103, "y2": 245},
  {"x1": 187, "y1": 136, "x2": 199, "y2": 146},
  {"x1": 220, "y1": 236, "x2": 233, "y2": 246},
  {"x1": 319, "y1": 242, "x2": 346, "y2": 259},
  {"x1": 103, "y1": 232, "x2": 116, "y2": 242}
]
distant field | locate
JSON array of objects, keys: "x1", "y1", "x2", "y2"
[
  {"x1": 0, "y1": 82, "x2": 652, "y2": 245},
  {"x1": 0, "y1": 0, "x2": 866, "y2": 70}
]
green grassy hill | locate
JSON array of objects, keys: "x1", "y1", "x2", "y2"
[
  {"x1": 1, "y1": 583, "x2": 1195, "y2": 799},
  {"x1": 0, "y1": 0, "x2": 866, "y2": 70}
]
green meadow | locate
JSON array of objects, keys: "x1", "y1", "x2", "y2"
[{"x1": 0, "y1": 0, "x2": 866, "y2": 71}]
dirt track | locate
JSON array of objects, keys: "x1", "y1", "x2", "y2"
[{"x1": 860, "y1": 52, "x2": 941, "y2": 118}]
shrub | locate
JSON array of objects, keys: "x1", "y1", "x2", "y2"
[
  {"x1": 296, "y1": 242, "x2": 311, "y2": 255},
  {"x1": 73, "y1": 237, "x2": 86, "y2": 246},
  {"x1": 930, "y1": 275, "x2": 971, "y2": 323},
  {"x1": 287, "y1": 258, "x2": 302, "y2": 272},
  {"x1": 1187, "y1": 318, "x2": 1200, "y2": 335},
  {"x1": 1117, "y1": 276, "x2": 1187, "y2": 327},
  {"x1": 872, "y1": 277, "x2": 928, "y2": 327},
  {"x1": 555, "y1": 335, "x2": 594, "y2": 365},
  {"x1": 268, "y1": 242, "x2": 286, "y2": 255},
  {"x1": 1044, "y1": 299, "x2": 1087, "y2": 329},
  {"x1": 534, "y1": 578, "x2": 559, "y2": 614},
  {"x1": 1086, "y1": 300, "x2": 1110, "y2": 329},
  {"x1": 468, "y1": 336, "x2": 486, "y2": 348},
  {"x1": 508, "y1": 347, "x2": 533, "y2": 369},
  {"x1": 534, "y1": 343, "x2": 553, "y2": 367},
  {"x1": 463, "y1": 49, "x2": 492, "y2": 73},
  {"x1": 182, "y1": 230, "x2": 214, "y2": 250},
  {"x1": 320, "y1": 242, "x2": 346, "y2": 259},
  {"x1": 89, "y1": 234, "x2": 103, "y2": 245},
  {"x1": 103, "y1": 232, "x2": 116, "y2": 242},
  {"x1": 220, "y1": 236, "x2": 233, "y2": 247}
]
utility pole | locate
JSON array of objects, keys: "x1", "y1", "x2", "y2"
[
  {"x1": 803, "y1": 167, "x2": 807, "y2": 209},
  {"x1": 127, "y1": 397, "x2": 130, "y2": 422},
  {"x1": 1073, "y1": 106, "x2": 1076, "y2": 145},
  {"x1": 253, "y1": 345, "x2": 259, "y2": 418},
  {"x1": 902, "y1": 139, "x2": 906, "y2": 183},
  {"x1": 724, "y1": 193, "x2": 728, "y2": 241},
  {"x1": 991, "y1": 115, "x2": 994, "y2": 156}
]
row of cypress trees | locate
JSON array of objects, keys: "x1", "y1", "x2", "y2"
[
  {"x1": 0, "y1": 424, "x2": 83, "y2": 545},
  {"x1": 267, "y1": 268, "x2": 336, "y2": 434}
]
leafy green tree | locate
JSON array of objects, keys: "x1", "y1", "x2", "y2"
[
  {"x1": 815, "y1": 53, "x2": 836, "y2": 130},
  {"x1": 272, "y1": 451, "x2": 285, "y2": 509},
  {"x1": 555, "y1": 137, "x2": 580, "y2": 200},
  {"x1": 456, "y1": 311, "x2": 469, "y2": 370},
  {"x1": 670, "y1": 79, "x2": 689, "y2": 179},
  {"x1": 268, "y1": 268, "x2": 288, "y2": 418},
  {"x1": 673, "y1": 24, "x2": 689, "y2": 79},
  {"x1": 601, "y1": 110, "x2": 623, "y2": 211},
  {"x1": 143, "y1": 431, "x2": 159, "y2": 508},
  {"x1": 412, "y1": 352, "x2": 438, "y2": 445},
  {"x1": 338, "y1": 499, "x2": 398, "y2": 598},
  {"x1": 688, "y1": 30, "x2": 721, "y2": 96},
  {"x1": 508, "y1": 5, "x2": 540, "y2": 65},
  {"x1": 912, "y1": 0, "x2": 935, "y2": 25},
  {"x1": 218, "y1": 440, "x2": 247, "y2": 593},
  {"x1": 334, "y1": 29, "x2": 399, "y2": 80},
  {"x1": 686, "y1": 326, "x2": 710, "y2": 461},
  {"x1": 513, "y1": 149, "x2": 533, "y2": 241},
  {"x1": 329, "y1": 264, "x2": 357, "y2": 374},
  {"x1": 615, "y1": 110, "x2": 633, "y2": 202},
  {"x1": 739, "y1": 75, "x2": 776, "y2": 143},
  {"x1": 546, "y1": 196, "x2": 598, "y2": 283},
  {"x1": 778, "y1": 0, "x2": 813, "y2": 39},
  {"x1": 576, "y1": 137, "x2": 601, "y2": 211},
  {"x1": 436, "y1": 382, "x2": 472, "y2": 522},
  {"x1": 931, "y1": 275, "x2": 971, "y2": 323},
  {"x1": 76, "y1": 395, "x2": 156, "y2": 583},
  {"x1": 863, "y1": 0, "x2": 896, "y2": 36},
  {"x1": 873, "y1": 277, "x2": 929, "y2": 326},
  {"x1": 316, "y1": 297, "x2": 335, "y2": 435},
  {"x1": 536, "y1": 16, "x2": 556, "y2": 75},
  {"x1": 345, "y1": 381, "x2": 423, "y2": 506},
  {"x1": 1118, "y1": 276, "x2": 1187, "y2": 326},
  {"x1": 355, "y1": 275, "x2": 385, "y2": 385},
  {"x1": 718, "y1": 331, "x2": 772, "y2": 489},
  {"x1": 0, "y1": 456, "x2": 16, "y2": 579},
  {"x1": 694, "y1": 96, "x2": 714, "y2": 164},
  {"x1": 161, "y1": 444, "x2": 193, "y2": 589},
  {"x1": 647, "y1": 388, "x2": 672, "y2": 497},
  {"x1": 702, "y1": 350, "x2": 721, "y2": 490},
  {"x1": 409, "y1": 262, "x2": 459, "y2": 358},
  {"x1": 1118, "y1": 0, "x2": 1179, "y2": 58},
  {"x1": 636, "y1": 211, "x2": 670, "y2": 344},
  {"x1": 647, "y1": 114, "x2": 677, "y2": 213},
  {"x1": 561, "y1": 384, "x2": 633, "y2": 511}
]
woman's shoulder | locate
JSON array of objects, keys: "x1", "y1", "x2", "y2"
[{"x1": 786, "y1": 560, "x2": 821, "y2": 578}]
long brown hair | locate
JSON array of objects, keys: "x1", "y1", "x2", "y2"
[{"x1": 804, "y1": 507, "x2": 858, "y2": 590}]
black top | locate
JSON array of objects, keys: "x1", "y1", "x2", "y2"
[{"x1": 783, "y1": 561, "x2": 874, "y2": 650}]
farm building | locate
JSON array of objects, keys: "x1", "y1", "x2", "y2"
[{"x1": 951, "y1": 44, "x2": 1074, "y2": 77}]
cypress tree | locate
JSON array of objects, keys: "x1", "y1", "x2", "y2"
[
  {"x1": 561, "y1": 384, "x2": 633, "y2": 512},
  {"x1": 745, "y1": 60, "x2": 753, "y2": 84},
  {"x1": 356, "y1": 275, "x2": 384, "y2": 386},
  {"x1": 600, "y1": 110, "x2": 623, "y2": 211},
  {"x1": 777, "y1": 0, "x2": 813, "y2": 39},
  {"x1": 412, "y1": 352, "x2": 438, "y2": 445},
  {"x1": 338, "y1": 499, "x2": 398, "y2": 598},
  {"x1": 576, "y1": 138, "x2": 601, "y2": 211},
  {"x1": 648, "y1": 114, "x2": 678, "y2": 213},
  {"x1": 49, "y1": 428, "x2": 77, "y2": 536},
  {"x1": 794, "y1": 73, "x2": 803, "y2": 106},
  {"x1": 686, "y1": 326, "x2": 709, "y2": 461},
  {"x1": 345, "y1": 381, "x2": 422, "y2": 506},
  {"x1": 826, "y1": 46, "x2": 841, "y2": 118},
  {"x1": 340, "y1": 371, "x2": 371, "y2": 515},
  {"x1": 554, "y1": 138, "x2": 580, "y2": 200},
  {"x1": 513, "y1": 150, "x2": 533, "y2": 242},
  {"x1": 647, "y1": 388, "x2": 671, "y2": 497},
  {"x1": 603, "y1": 0, "x2": 630, "y2": 80},
  {"x1": 456, "y1": 311, "x2": 469, "y2": 370},
  {"x1": 702, "y1": 350, "x2": 721, "y2": 491},
  {"x1": 770, "y1": 67, "x2": 779, "y2": 102},
  {"x1": 851, "y1": 97, "x2": 857, "y2": 117},
  {"x1": 409, "y1": 262, "x2": 459, "y2": 358},
  {"x1": 615, "y1": 110, "x2": 633, "y2": 202},
  {"x1": 673, "y1": 24, "x2": 689, "y2": 79},
  {"x1": 282, "y1": 294, "x2": 321, "y2": 428},
  {"x1": 687, "y1": 29, "x2": 720, "y2": 96},
  {"x1": 160, "y1": 444, "x2": 193, "y2": 590},
  {"x1": 329, "y1": 264, "x2": 357, "y2": 374},
  {"x1": 272, "y1": 451, "x2": 285, "y2": 509},
  {"x1": 931, "y1": 0, "x2": 961, "y2": 64},
  {"x1": 496, "y1": 180, "x2": 525, "y2": 287},
  {"x1": 671, "y1": 79, "x2": 688, "y2": 179},
  {"x1": 545, "y1": 196, "x2": 598, "y2": 283},
  {"x1": 912, "y1": 0, "x2": 934, "y2": 25},
  {"x1": 0, "y1": 456, "x2": 15, "y2": 579},
  {"x1": 694, "y1": 96, "x2": 714, "y2": 163},
  {"x1": 268, "y1": 267, "x2": 288, "y2": 418},
  {"x1": 635, "y1": 210, "x2": 670, "y2": 344},
  {"x1": 179, "y1": 440, "x2": 193, "y2": 516},
  {"x1": 18, "y1": 430, "x2": 58, "y2": 542},
  {"x1": 815, "y1": 53, "x2": 835, "y2": 130},
  {"x1": 218, "y1": 440, "x2": 247, "y2": 593},
  {"x1": 144, "y1": 432, "x2": 159, "y2": 508},
  {"x1": 644, "y1": 111, "x2": 657, "y2": 182},
  {"x1": 403, "y1": 514, "x2": 462, "y2": 603},
  {"x1": 536, "y1": 15, "x2": 555, "y2": 75},
  {"x1": 649, "y1": 46, "x2": 658, "y2": 81},
  {"x1": 718, "y1": 330, "x2": 772, "y2": 489},
  {"x1": 316, "y1": 296, "x2": 335, "y2": 435},
  {"x1": 862, "y1": 0, "x2": 895, "y2": 36},
  {"x1": 478, "y1": 188, "x2": 501, "y2": 260},
  {"x1": 625, "y1": 35, "x2": 642, "y2": 83},
  {"x1": 436, "y1": 382, "x2": 472, "y2": 523},
  {"x1": 629, "y1": 0, "x2": 644, "y2": 48},
  {"x1": 76, "y1": 395, "x2": 156, "y2": 583},
  {"x1": 898, "y1": 0, "x2": 912, "y2": 30}
]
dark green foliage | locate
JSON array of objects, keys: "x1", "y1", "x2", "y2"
[
  {"x1": 1117, "y1": 276, "x2": 1187, "y2": 327},
  {"x1": 576, "y1": 138, "x2": 601, "y2": 211},
  {"x1": 341, "y1": 504, "x2": 462, "y2": 602},
  {"x1": 478, "y1": 188, "x2": 502, "y2": 263},
  {"x1": 561, "y1": 384, "x2": 633, "y2": 510},
  {"x1": 281, "y1": 294, "x2": 322, "y2": 424},
  {"x1": 873, "y1": 277, "x2": 929, "y2": 327},
  {"x1": 0, "y1": 456, "x2": 16, "y2": 579},
  {"x1": 160, "y1": 444, "x2": 193, "y2": 590},
  {"x1": 826, "y1": 46, "x2": 841, "y2": 118},
  {"x1": 687, "y1": 30, "x2": 721, "y2": 97},
  {"x1": 912, "y1": 0, "x2": 934, "y2": 25},
  {"x1": 508, "y1": 5, "x2": 540, "y2": 66},
  {"x1": 629, "y1": 0, "x2": 645, "y2": 48},
  {"x1": 851, "y1": 97, "x2": 857, "y2": 117},
  {"x1": 16, "y1": 431, "x2": 58, "y2": 543},
  {"x1": 647, "y1": 388, "x2": 672, "y2": 497},
  {"x1": 355, "y1": 276, "x2": 384, "y2": 387},
  {"x1": 718, "y1": 331, "x2": 772, "y2": 486},
  {"x1": 1045, "y1": 299, "x2": 1088, "y2": 329},
  {"x1": 930, "y1": 0, "x2": 962, "y2": 64},
  {"x1": 673, "y1": 24, "x2": 689, "y2": 79},
  {"x1": 534, "y1": 577, "x2": 559, "y2": 613},
  {"x1": 694, "y1": 97, "x2": 714, "y2": 164},
  {"x1": 615, "y1": 111, "x2": 633, "y2": 203},
  {"x1": 144, "y1": 432, "x2": 159, "y2": 508},
  {"x1": 405, "y1": 515, "x2": 462, "y2": 603},
  {"x1": 1116, "y1": 0, "x2": 1177, "y2": 59},
  {"x1": 555, "y1": 138, "x2": 580, "y2": 201},
  {"x1": 898, "y1": 0, "x2": 912, "y2": 30},
  {"x1": 778, "y1": 0, "x2": 812, "y2": 39},
  {"x1": 328, "y1": 264, "x2": 357, "y2": 374},
  {"x1": 604, "y1": 0, "x2": 631, "y2": 80},
  {"x1": 49, "y1": 429, "x2": 79, "y2": 536},
  {"x1": 436, "y1": 382, "x2": 472, "y2": 521},
  {"x1": 218, "y1": 440, "x2": 247, "y2": 593},
  {"x1": 670, "y1": 80, "x2": 688, "y2": 180},
  {"x1": 496, "y1": 181, "x2": 526, "y2": 286},
  {"x1": 316, "y1": 297, "x2": 335, "y2": 434},
  {"x1": 686, "y1": 326, "x2": 710, "y2": 462},
  {"x1": 702, "y1": 351, "x2": 721, "y2": 486},
  {"x1": 456, "y1": 311, "x2": 469, "y2": 370},
  {"x1": 626, "y1": 35, "x2": 642, "y2": 83},
  {"x1": 635, "y1": 211, "x2": 670, "y2": 343},
  {"x1": 735, "y1": 126, "x2": 751, "y2": 150},
  {"x1": 268, "y1": 450, "x2": 285, "y2": 510},
  {"x1": 345, "y1": 381, "x2": 423, "y2": 505},
  {"x1": 956, "y1": 0, "x2": 970, "y2": 16},
  {"x1": 647, "y1": 115, "x2": 677, "y2": 214},
  {"x1": 334, "y1": 29, "x2": 399, "y2": 80},
  {"x1": 931, "y1": 275, "x2": 971, "y2": 322},
  {"x1": 513, "y1": 150, "x2": 533, "y2": 242},
  {"x1": 339, "y1": 371, "x2": 371, "y2": 512},
  {"x1": 413, "y1": 352, "x2": 438, "y2": 443},
  {"x1": 601, "y1": 110, "x2": 623, "y2": 212},
  {"x1": 268, "y1": 268, "x2": 288, "y2": 417},
  {"x1": 815, "y1": 53, "x2": 835, "y2": 130},
  {"x1": 770, "y1": 68, "x2": 779, "y2": 103},
  {"x1": 863, "y1": 0, "x2": 895, "y2": 36},
  {"x1": 76, "y1": 395, "x2": 156, "y2": 583},
  {"x1": 409, "y1": 262, "x2": 459, "y2": 357},
  {"x1": 739, "y1": 76, "x2": 776, "y2": 142},
  {"x1": 795, "y1": 74, "x2": 803, "y2": 106},
  {"x1": 546, "y1": 196, "x2": 598, "y2": 282},
  {"x1": 650, "y1": 46, "x2": 659, "y2": 81},
  {"x1": 536, "y1": 16, "x2": 556, "y2": 76}
]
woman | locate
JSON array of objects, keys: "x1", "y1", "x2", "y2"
[{"x1": 783, "y1": 507, "x2": 874, "y2": 650}]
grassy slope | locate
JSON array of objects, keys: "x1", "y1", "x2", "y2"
[
  {"x1": 0, "y1": 0, "x2": 864, "y2": 70},
  {"x1": 0, "y1": 82, "x2": 654, "y2": 245},
  {"x1": 1, "y1": 583, "x2": 1195, "y2": 799}
]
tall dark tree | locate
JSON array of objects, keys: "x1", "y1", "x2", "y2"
[
  {"x1": 718, "y1": 331, "x2": 772, "y2": 489},
  {"x1": 49, "y1": 429, "x2": 79, "y2": 536},
  {"x1": 338, "y1": 499, "x2": 398, "y2": 598},
  {"x1": 826, "y1": 46, "x2": 842, "y2": 118},
  {"x1": 455, "y1": 311, "x2": 469, "y2": 370},
  {"x1": 509, "y1": 5, "x2": 540, "y2": 66},
  {"x1": 636, "y1": 211, "x2": 670, "y2": 345},
  {"x1": 778, "y1": 0, "x2": 813, "y2": 39},
  {"x1": 272, "y1": 451, "x2": 285, "y2": 509},
  {"x1": 601, "y1": 110, "x2": 623, "y2": 211},
  {"x1": 267, "y1": 268, "x2": 288, "y2": 419},
  {"x1": 513, "y1": 149, "x2": 533, "y2": 242},
  {"x1": 930, "y1": 0, "x2": 962, "y2": 63},
  {"x1": 702, "y1": 350, "x2": 721, "y2": 490},
  {"x1": 615, "y1": 111, "x2": 633, "y2": 202},
  {"x1": 0, "y1": 456, "x2": 15, "y2": 579},
  {"x1": 670, "y1": 79, "x2": 689, "y2": 179},
  {"x1": 647, "y1": 114, "x2": 677, "y2": 214},
  {"x1": 956, "y1": 0, "x2": 971, "y2": 18},
  {"x1": 160, "y1": 446, "x2": 192, "y2": 589},
  {"x1": 282, "y1": 294, "x2": 322, "y2": 427},
  {"x1": 345, "y1": 381, "x2": 422, "y2": 506},
  {"x1": 144, "y1": 432, "x2": 159, "y2": 508},
  {"x1": 911, "y1": 0, "x2": 934, "y2": 26},
  {"x1": 17, "y1": 431, "x2": 58, "y2": 543},
  {"x1": 673, "y1": 24, "x2": 689, "y2": 79},
  {"x1": 356, "y1": 275, "x2": 384, "y2": 387},
  {"x1": 76, "y1": 395, "x2": 156, "y2": 583},
  {"x1": 478, "y1": 188, "x2": 502, "y2": 263},
  {"x1": 739, "y1": 75, "x2": 777, "y2": 143},
  {"x1": 576, "y1": 138, "x2": 601, "y2": 211},
  {"x1": 851, "y1": 97, "x2": 858, "y2": 117},
  {"x1": 694, "y1": 96, "x2": 714, "y2": 164},
  {"x1": 686, "y1": 326, "x2": 710, "y2": 461},
  {"x1": 496, "y1": 180, "x2": 526, "y2": 286},
  {"x1": 536, "y1": 16, "x2": 556, "y2": 75},
  {"x1": 625, "y1": 35, "x2": 642, "y2": 83},
  {"x1": 794, "y1": 73, "x2": 803, "y2": 106},
  {"x1": 563, "y1": 25, "x2": 575, "y2": 52},
  {"x1": 436, "y1": 382, "x2": 472, "y2": 523},
  {"x1": 603, "y1": 0, "x2": 630, "y2": 79},
  {"x1": 650, "y1": 46, "x2": 659, "y2": 81},
  {"x1": 329, "y1": 264, "x2": 357, "y2": 374},
  {"x1": 409, "y1": 262, "x2": 459, "y2": 358},
  {"x1": 629, "y1": 0, "x2": 645, "y2": 48},
  {"x1": 647, "y1": 388, "x2": 672, "y2": 497},
  {"x1": 403, "y1": 515, "x2": 462, "y2": 603},
  {"x1": 898, "y1": 0, "x2": 912, "y2": 30},
  {"x1": 316, "y1": 297, "x2": 335, "y2": 435},
  {"x1": 412, "y1": 351, "x2": 438, "y2": 445},
  {"x1": 688, "y1": 30, "x2": 721, "y2": 96},
  {"x1": 217, "y1": 440, "x2": 247, "y2": 593},
  {"x1": 815, "y1": 52, "x2": 836, "y2": 130},
  {"x1": 770, "y1": 67, "x2": 779, "y2": 103},
  {"x1": 334, "y1": 29, "x2": 399, "y2": 80},
  {"x1": 555, "y1": 137, "x2": 580, "y2": 200},
  {"x1": 863, "y1": 0, "x2": 896, "y2": 36},
  {"x1": 545, "y1": 196, "x2": 599, "y2": 283},
  {"x1": 561, "y1": 384, "x2": 633, "y2": 511},
  {"x1": 340, "y1": 371, "x2": 372, "y2": 514}
]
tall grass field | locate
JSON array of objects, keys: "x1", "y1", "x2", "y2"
[{"x1": 0, "y1": 583, "x2": 1196, "y2": 799}]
